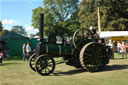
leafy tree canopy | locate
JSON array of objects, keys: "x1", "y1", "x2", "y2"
[
  {"x1": 79, "y1": 0, "x2": 128, "y2": 31},
  {"x1": 11, "y1": 25, "x2": 27, "y2": 36},
  {"x1": 32, "y1": 6, "x2": 43, "y2": 29},
  {"x1": 32, "y1": 0, "x2": 79, "y2": 36}
]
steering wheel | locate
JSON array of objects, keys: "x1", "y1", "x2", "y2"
[{"x1": 72, "y1": 28, "x2": 94, "y2": 50}]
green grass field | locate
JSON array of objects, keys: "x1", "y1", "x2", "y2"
[{"x1": 0, "y1": 53, "x2": 128, "y2": 85}]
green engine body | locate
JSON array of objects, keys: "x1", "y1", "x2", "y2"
[{"x1": 36, "y1": 43, "x2": 73, "y2": 57}]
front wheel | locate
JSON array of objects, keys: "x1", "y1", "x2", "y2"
[
  {"x1": 35, "y1": 54, "x2": 55, "y2": 76},
  {"x1": 29, "y1": 53, "x2": 36, "y2": 71}
]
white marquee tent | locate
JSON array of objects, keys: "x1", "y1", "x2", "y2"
[{"x1": 99, "y1": 31, "x2": 128, "y2": 38}]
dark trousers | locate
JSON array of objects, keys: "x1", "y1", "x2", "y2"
[
  {"x1": 109, "y1": 48, "x2": 114, "y2": 59},
  {"x1": 117, "y1": 47, "x2": 120, "y2": 54},
  {"x1": 0, "y1": 58, "x2": 2, "y2": 64},
  {"x1": 23, "y1": 54, "x2": 28, "y2": 61}
]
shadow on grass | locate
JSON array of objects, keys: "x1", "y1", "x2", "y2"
[
  {"x1": 98, "y1": 64, "x2": 128, "y2": 72},
  {"x1": 53, "y1": 64, "x2": 128, "y2": 76},
  {"x1": 53, "y1": 68, "x2": 86, "y2": 76}
]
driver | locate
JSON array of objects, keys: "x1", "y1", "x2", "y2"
[{"x1": 89, "y1": 26, "x2": 99, "y2": 39}]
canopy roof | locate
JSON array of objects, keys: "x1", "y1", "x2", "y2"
[
  {"x1": 0, "y1": 32, "x2": 29, "y2": 40},
  {"x1": 99, "y1": 31, "x2": 128, "y2": 38}
]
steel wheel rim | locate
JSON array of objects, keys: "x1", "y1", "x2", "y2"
[
  {"x1": 29, "y1": 53, "x2": 36, "y2": 71},
  {"x1": 73, "y1": 28, "x2": 94, "y2": 50},
  {"x1": 35, "y1": 55, "x2": 55, "y2": 75},
  {"x1": 80, "y1": 42, "x2": 105, "y2": 72}
]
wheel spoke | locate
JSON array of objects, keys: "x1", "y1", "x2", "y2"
[
  {"x1": 95, "y1": 47, "x2": 102, "y2": 55},
  {"x1": 84, "y1": 53, "x2": 92, "y2": 57},
  {"x1": 84, "y1": 58, "x2": 93, "y2": 64},
  {"x1": 92, "y1": 44, "x2": 95, "y2": 53},
  {"x1": 47, "y1": 64, "x2": 53, "y2": 67},
  {"x1": 95, "y1": 60, "x2": 102, "y2": 65},
  {"x1": 87, "y1": 46, "x2": 94, "y2": 54},
  {"x1": 90, "y1": 59, "x2": 95, "y2": 65},
  {"x1": 46, "y1": 67, "x2": 50, "y2": 72},
  {"x1": 45, "y1": 68, "x2": 47, "y2": 74}
]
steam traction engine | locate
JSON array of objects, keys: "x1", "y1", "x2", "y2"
[{"x1": 29, "y1": 14, "x2": 110, "y2": 76}]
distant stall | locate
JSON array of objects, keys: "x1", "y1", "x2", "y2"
[
  {"x1": 99, "y1": 31, "x2": 128, "y2": 51},
  {"x1": 99, "y1": 31, "x2": 128, "y2": 42}
]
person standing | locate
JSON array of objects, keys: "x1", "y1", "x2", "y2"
[
  {"x1": 4, "y1": 44, "x2": 9, "y2": 57},
  {"x1": 120, "y1": 41, "x2": 127, "y2": 59},
  {"x1": 107, "y1": 40, "x2": 114, "y2": 59},
  {"x1": 117, "y1": 41, "x2": 121, "y2": 54},
  {"x1": 22, "y1": 43, "x2": 28, "y2": 61},
  {"x1": 26, "y1": 42, "x2": 31, "y2": 59},
  {"x1": 0, "y1": 50, "x2": 4, "y2": 65}
]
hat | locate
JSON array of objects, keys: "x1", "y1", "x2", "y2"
[{"x1": 90, "y1": 26, "x2": 93, "y2": 30}]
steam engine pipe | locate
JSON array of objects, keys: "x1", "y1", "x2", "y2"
[{"x1": 39, "y1": 14, "x2": 44, "y2": 43}]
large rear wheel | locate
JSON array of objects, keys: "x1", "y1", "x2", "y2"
[{"x1": 80, "y1": 42, "x2": 107, "y2": 72}]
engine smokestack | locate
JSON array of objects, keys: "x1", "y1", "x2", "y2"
[{"x1": 39, "y1": 14, "x2": 44, "y2": 43}]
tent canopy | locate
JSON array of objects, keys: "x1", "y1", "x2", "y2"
[
  {"x1": 99, "y1": 31, "x2": 128, "y2": 38},
  {"x1": 0, "y1": 32, "x2": 29, "y2": 40},
  {"x1": 0, "y1": 32, "x2": 29, "y2": 56}
]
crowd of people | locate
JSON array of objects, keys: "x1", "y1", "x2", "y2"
[{"x1": 107, "y1": 40, "x2": 128, "y2": 59}]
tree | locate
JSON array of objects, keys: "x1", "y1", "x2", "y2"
[
  {"x1": 79, "y1": 0, "x2": 97, "y2": 28},
  {"x1": 105, "y1": 0, "x2": 128, "y2": 31},
  {"x1": 66, "y1": 11, "x2": 80, "y2": 36},
  {"x1": 0, "y1": 29, "x2": 9, "y2": 37},
  {"x1": 11, "y1": 25, "x2": 27, "y2": 36},
  {"x1": 0, "y1": 21, "x2": 3, "y2": 32},
  {"x1": 32, "y1": 6, "x2": 44, "y2": 29},
  {"x1": 44, "y1": 0, "x2": 79, "y2": 36},
  {"x1": 79, "y1": 0, "x2": 128, "y2": 31},
  {"x1": 43, "y1": 0, "x2": 78, "y2": 21},
  {"x1": 32, "y1": 0, "x2": 79, "y2": 36}
]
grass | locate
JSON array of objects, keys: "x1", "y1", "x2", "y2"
[{"x1": 0, "y1": 53, "x2": 128, "y2": 85}]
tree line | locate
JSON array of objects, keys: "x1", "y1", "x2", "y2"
[
  {"x1": 32, "y1": 0, "x2": 128, "y2": 37},
  {"x1": 0, "y1": 22, "x2": 27, "y2": 37},
  {"x1": 1, "y1": 0, "x2": 128, "y2": 37}
]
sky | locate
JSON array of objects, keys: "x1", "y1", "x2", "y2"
[
  {"x1": 0, "y1": 0, "x2": 81, "y2": 37},
  {"x1": 0, "y1": 0, "x2": 43, "y2": 36}
]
